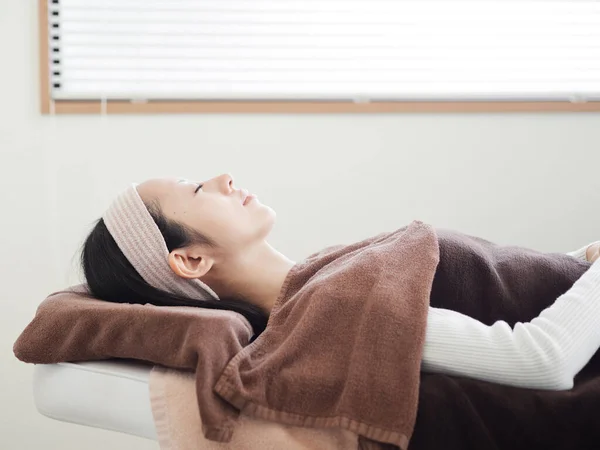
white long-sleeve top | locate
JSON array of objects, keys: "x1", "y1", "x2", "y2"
[{"x1": 422, "y1": 241, "x2": 600, "y2": 390}]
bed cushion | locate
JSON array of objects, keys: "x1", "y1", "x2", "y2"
[{"x1": 33, "y1": 359, "x2": 157, "y2": 440}]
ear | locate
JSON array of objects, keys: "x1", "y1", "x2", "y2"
[{"x1": 167, "y1": 247, "x2": 214, "y2": 280}]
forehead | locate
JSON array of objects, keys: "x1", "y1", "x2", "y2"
[
  {"x1": 176, "y1": 178, "x2": 198, "y2": 186},
  {"x1": 136, "y1": 177, "x2": 181, "y2": 203}
]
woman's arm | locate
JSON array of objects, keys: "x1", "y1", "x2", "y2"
[{"x1": 421, "y1": 243, "x2": 600, "y2": 390}]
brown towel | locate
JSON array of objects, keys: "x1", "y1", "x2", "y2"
[
  {"x1": 409, "y1": 228, "x2": 596, "y2": 450},
  {"x1": 213, "y1": 220, "x2": 440, "y2": 449},
  {"x1": 13, "y1": 285, "x2": 254, "y2": 441}
]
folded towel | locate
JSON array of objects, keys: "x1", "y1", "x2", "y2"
[
  {"x1": 213, "y1": 220, "x2": 440, "y2": 449},
  {"x1": 12, "y1": 286, "x2": 254, "y2": 442}
]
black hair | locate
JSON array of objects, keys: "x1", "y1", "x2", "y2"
[{"x1": 81, "y1": 198, "x2": 267, "y2": 339}]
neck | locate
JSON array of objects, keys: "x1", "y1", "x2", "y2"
[{"x1": 208, "y1": 241, "x2": 296, "y2": 316}]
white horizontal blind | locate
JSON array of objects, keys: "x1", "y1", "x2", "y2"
[{"x1": 48, "y1": 0, "x2": 600, "y2": 102}]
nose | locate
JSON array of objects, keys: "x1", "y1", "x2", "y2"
[
  {"x1": 217, "y1": 173, "x2": 235, "y2": 194},
  {"x1": 202, "y1": 173, "x2": 235, "y2": 194}
]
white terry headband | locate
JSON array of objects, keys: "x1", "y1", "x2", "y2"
[{"x1": 102, "y1": 183, "x2": 220, "y2": 302}]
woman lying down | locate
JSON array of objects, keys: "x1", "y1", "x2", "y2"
[{"x1": 81, "y1": 173, "x2": 600, "y2": 391}]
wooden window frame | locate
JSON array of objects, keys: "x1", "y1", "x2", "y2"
[{"x1": 39, "y1": 0, "x2": 600, "y2": 115}]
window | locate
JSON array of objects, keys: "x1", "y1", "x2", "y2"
[{"x1": 40, "y1": 0, "x2": 600, "y2": 114}]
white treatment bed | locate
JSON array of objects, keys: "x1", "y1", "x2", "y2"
[{"x1": 33, "y1": 360, "x2": 158, "y2": 441}]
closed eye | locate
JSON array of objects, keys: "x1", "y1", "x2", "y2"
[{"x1": 194, "y1": 183, "x2": 203, "y2": 194}]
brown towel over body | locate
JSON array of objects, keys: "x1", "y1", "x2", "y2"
[
  {"x1": 213, "y1": 220, "x2": 440, "y2": 449},
  {"x1": 409, "y1": 228, "x2": 597, "y2": 450},
  {"x1": 212, "y1": 223, "x2": 596, "y2": 450}
]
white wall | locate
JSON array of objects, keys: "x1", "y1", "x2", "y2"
[{"x1": 2, "y1": 1, "x2": 600, "y2": 449}]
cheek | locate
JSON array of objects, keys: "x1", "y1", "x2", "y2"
[
  {"x1": 233, "y1": 204, "x2": 266, "y2": 243},
  {"x1": 199, "y1": 199, "x2": 263, "y2": 247},
  {"x1": 210, "y1": 204, "x2": 252, "y2": 244}
]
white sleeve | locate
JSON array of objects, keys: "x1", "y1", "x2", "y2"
[{"x1": 421, "y1": 258, "x2": 600, "y2": 390}]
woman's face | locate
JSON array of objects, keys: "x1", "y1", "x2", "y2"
[{"x1": 136, "y1": 173, "x2": 275, "y2": 254}]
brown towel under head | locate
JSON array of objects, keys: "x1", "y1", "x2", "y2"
[
  {"x1": 213, "y1": 220, "x2": 441, "y2": 449},
  {"x1": 12, "y1": 284, "x2": 255, "y2": 441}
]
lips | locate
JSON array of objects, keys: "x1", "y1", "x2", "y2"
[
  {"x1": 239, "y1": 189, "x2": 250, "y2": 205},
  {"x1": 243, "y1": 194, "x2": 254, "y2": 206}
]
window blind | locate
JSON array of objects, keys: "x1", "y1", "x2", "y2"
[{"x1": 48, "y1": 0, "x2": 600, "y2": 102}]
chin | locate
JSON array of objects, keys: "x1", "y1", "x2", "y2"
[{"x1": 261, "y1": 208, "x2": 277, "y2": 233}]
